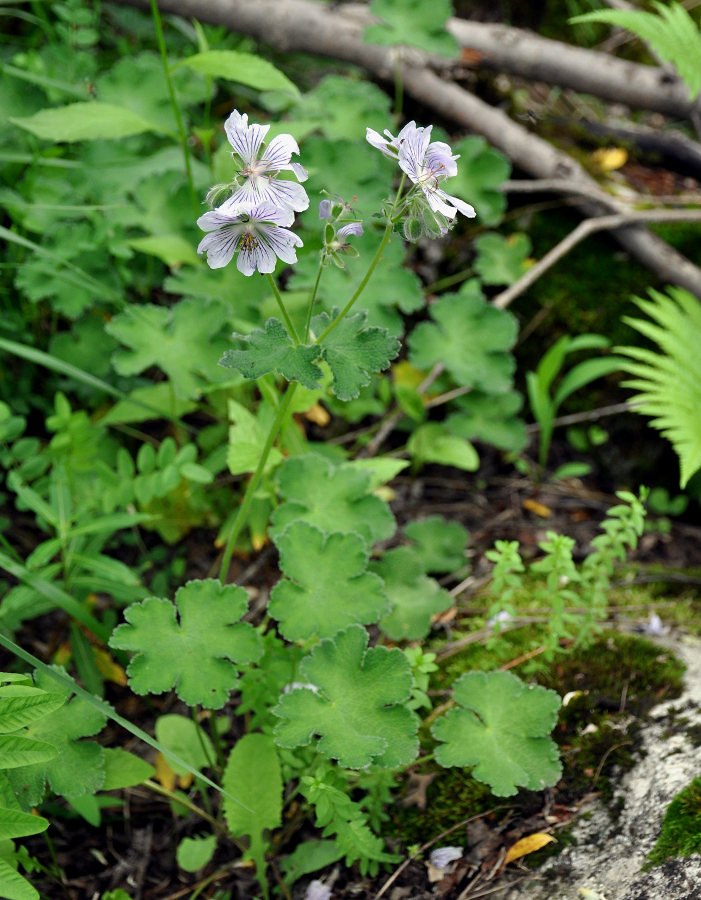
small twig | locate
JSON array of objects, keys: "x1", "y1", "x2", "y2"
[
  {"x1": 376, "y1": 807, "x2": 510, "y2": 898},
  {"x1": 499, "y1": 644, "x2": 549, "y2": 670},
  {"x1": 524, "y1": 401, "x2": 639, "y2": 434},
  {"x1": 493, "y1": 209, "x2": 701, "y2": 310},
  {"x1": 592, "y1": 740, "x2": 633, "y2": 785}
]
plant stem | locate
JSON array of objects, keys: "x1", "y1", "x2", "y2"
[
  {"x1": 303, "y1": 259, "x2": 325, "y2": 342},
  {"x1": 266, "y1": 271, "x2": 300, "y2": 344},
  {"x1": 150, "y1": 0, "x2": 199, "y2": 220},
  {"x1": 218, "y1": 381, "x2": 299, "y2": 582},
  {"x1": 144, "y1": 779, "x2": 231, "y2": 837}
]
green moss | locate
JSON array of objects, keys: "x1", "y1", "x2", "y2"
[{"x1": 646, "y1": 777, "x2": 701, "y2": 867}]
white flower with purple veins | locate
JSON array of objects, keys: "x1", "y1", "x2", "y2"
[
  {"x1": 218, "y1": 110, "x2": 309, "y2": 214},
  {"x1": 367, "y1": 121, "x2": 476, "y2": 222},
  {"x1": 197, "y1": 202, "x2": 303, "y2": 275}
]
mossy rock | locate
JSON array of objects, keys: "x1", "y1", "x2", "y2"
[{"x1": 646, "y1": 776, "x2": 701, "y2": 867}]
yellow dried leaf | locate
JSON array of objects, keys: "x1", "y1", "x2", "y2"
[
  {"x1": 155, "y1": 752, "x2": 176, "y2": 792},
  {"x1": 392, "y1": 359, "x2": 425, "y2": 388},
  {"x1": 303, "y1": 402, "x2": 330, "y2": 427},
  {"x1": 591, "y1": 147, "x2": 628, "y2": 172},
  {"x1": 504, "y1": 832, "x2": 555, "y2": 864},
  {"x1": 93, "y1": 648, "x2": 127, "y2": 686},
  {"x1": 523, "y1": 498, "x2": 552, "y2": 518}
]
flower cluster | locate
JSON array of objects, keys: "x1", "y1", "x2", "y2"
[
  {"x1": 197, "y1": 110, "x2": 309, "y2": 275},
  {"x1": 366, "y1": 120, "x2": 475, "y2": 240},
  {"x1": 318, "y1": 194, "x2": 364, "y2": 268}
]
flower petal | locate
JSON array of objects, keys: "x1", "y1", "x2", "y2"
[
  {"x1": 224, "y1": 109, "x2": 269, "y2": 165},
  {"x1": 262, "y1": 133, "x2": 301, "y2": 171},
  {"x1": 197, "y1": 224, "x2": 242, "y2": 269}
]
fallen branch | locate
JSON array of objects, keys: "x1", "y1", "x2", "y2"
[{"x1": 111, "y1": 0, "x2": 701, "y2": 298}]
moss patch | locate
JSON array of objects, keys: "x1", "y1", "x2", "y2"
[{"x1": 645, "y1": 777, "x2": 701, "y2": 867}]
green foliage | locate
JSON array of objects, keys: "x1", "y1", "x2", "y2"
[
  {"x1": 109, "y1": 580, "x2": 262, "y2": 708},
  {"x1": 176, "y1": 833, "x2": 217, "y2": 872},
  {"x1": 270, "y1": 523, "x2": 388, "y2": 640},
  {"x1": 526, "y1": 333, "x2": 623, "y2": 473},
  {"x1": 403, "y1": 516, "x2": 469, "y2": 574},
  {"x1": 445, "y1": 137, "x2": 511, "y2": 227},
  {"x1": 446, "y1": 390, "x2": 528, "y2": 452},
  {"x1": 11, "y1": 101, "x2": 167, "y2": 141},
  {"x1": 273, "y1": 625, "x2": 419, "y2": 768},
  {"x1": 617, "y1": 287, "x2": 701, "y2": 488},
  {"x1": 409, "y1": 279, "x2": 518, "y2": 393},
  {"x1": 154, "y1": 714, "x2": 215, "y2": 776},
  {"x1": 406, "y1": 422, "x2": 479, "y2": 471},
  {"x1": 473, "y1": 232, "x2": 532, "y2": 286},
  {"x1": 432, "y1": 670, "x2": 562, "y2": 796},
  {"x1": 646, "y1": 777, "x2": 701, "y2": 866},
  {"x1": 365, "y1": 0, "x2": 460, "y2": 58},
  {"x1": 179, "y1": 50, "x2": 299, "y2": 95},
  {"x1": 571, "y1": 1, "x2": 701, "y2": 99},
  {"x1": 222, "y1": 734, "x2": 282, "y2": 899},
  {"x1": 270, "y1": 454, "x2": 396, "y2": 547}
]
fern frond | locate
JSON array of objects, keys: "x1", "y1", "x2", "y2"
[
  {"x1": 570, "y1": 1, "x2": 701, "y2": 99},
  {"x1": 617, "y1": 287, "x2": 701, "y2": 488}
]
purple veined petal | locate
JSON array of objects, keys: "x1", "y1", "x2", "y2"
[
  {"x1": 437, "y1": 189, "x2": 476, "y2": 218},
  {"x1": 248, "y1": 201, "x2": 299, "y2": 227},
  {"x1": 425, "y1": 140, "x2": 459, "y2": 179},
  {"x1": 255, "y1": 178, "x2": 310, "y2": 213},
  {"x1": 398, "y1": 127, "x2": 433, "y2": 184},
  {"x1": 337, "y1": 222, "x2": 363, "y2": 238},
  {"x1": 259, "y1": 222, "x2": 303, "y2": 265},
  {"x1": 366, "y1": 127, "x2": 398, "y2": 159},
  {"x1": 197, "y1": 208, "x2": 246, "y2": 232},
  {"x1": 319, "y1": 199, "x2": 333, "y2": 220},
  {"x1": 197, "y1": 223, "x2": 243, "y2": 269},
  {"x1": 262, "y1": 133, "x2": 301, "y2": 170},
  {"x1": 237, "y1": 232, "x2": 278, "y2": 275},
  {"x1": 424, "y1": 186, "x2": 476, "y2": 220},
  {"x1": 288, "y1": 161, "x2": 308, "y2": 182},
  {"x1": 224, "y1": 110, "x2": 270, "y2": 166}
]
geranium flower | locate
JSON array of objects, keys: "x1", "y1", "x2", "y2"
[
  {"x1": 197, "y1": 202, "x2": 303, "y2": 275},
  {"x1": 367, "y1": 121, "x2": 476, "y2": 223},
  {"x1": 217, "y1": 109, "x2": 309, "y2": 214}
]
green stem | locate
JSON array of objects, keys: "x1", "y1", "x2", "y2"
[
  {"x1": 315, "y1": 223, "x2": 392, "y2": 343},
  {"x1": 150, "y1": 0, "x2": 199, "y2": 220},
  {"x1": 303, "y1": 259, "x2": 325, "y2": 342},
  {"x1": 144, "y1": 780, "x2": 230, "y2": 837},
  {"x1": 266, "y1": 272, "x2": 300, "y2": 345},
  {"x1": 218, "y1": 381, "x2": 299, "y2": 582}
]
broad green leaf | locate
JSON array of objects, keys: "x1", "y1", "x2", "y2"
[
  {"x1": 447, "y1": 137, "x2": 511, "y2": 227},
  {"x1": 227, "y1": 398, "x2": 283, "y2": 476},
  {"x1": 6, "y1": 668, "x2": 106, "y2": 806},
  {"x1": 409, "y1": 280, "x2": 517, "y2": 392},
  {"x1": 290, "y1": 75, "x2": 390, "y2": 141},
  {"x1": 99, "y1": 383, "x2": 197, "y2": 426},
  {"x1": 372, "y1": 547, "x2": 453, "y2": 641},
  {"x1": 0, "y1": 808, "x2": 49, "y2": 841},
  {"x1": 181, "y1": 50, "x2": 299, "y2": 95},
  {"x1": 273, "y1": 625, "x2": 419, "y2": 768},
  {"x1": 432, "y1": 670, "x2": 562, "y2": 796},
  {"x1": 127, "y1": 234, "x2": 199, "y2": 267},
  {"x1": 473, "y1": 232, "x2": 532, "y2": 286},
  {"x1": 222, "y1": 734, "x2": 282, "y2": 890},
  {"x1": 0, "y1": 735, "x2": 59, "y2": 769},
  {"x1": 404, "y1": 516, "x2": 469, "y2": 574},
  {"x1": 270, "y1": 522, "x2": 389, "y2": 640},
  {"x1": 109, "y1": 580, "x2": 262, "y2": 709},
  {"x1": 313, "y1": 310, "x2": 399, "y2": 401},
  {"x1": 176, "y1": 834, "x2": 217, "y2": 872},
  {"x1": 365, "y1": 0, "x2": 459, "y2": 57},
  {"x1": 11, "y1": 102, "x2": 164, "y2": 142},
  {"x1": 219, "y1": 318, "x2": 323, "y2": 390},
  {"x1": 101, "y1": 748, "x2": 154, "y2": 790},
  {"x1": 281, "y1": 839, "x2": 343, "y2": 886},
  {"x1": 552, "y1": 357, "x2": 624, "y2": 408},
  {"x1": 155, "y1": 715, "x2": 214, "y2": 777},
  {"x1": 446, "y1": 390, "x2": 528, "y2": 452},
  {"x1": 270, "y1": 454, "x2": 396, "y2": 547},
  {"x1": 349, "y1": 457, "x2": 410, "y2": 488},
  {"x1": 107, "y1": 299, "x2": 232, "y2": 399},
  {"x1": 0, "y1": 693, "x2": 65, "y2": 733},
  {"x1": 407, "y1": 423, "x2": 479, "y2": 472},
  {"x1": 0, "y1": 856, "x2": 39, "y2": 900}
]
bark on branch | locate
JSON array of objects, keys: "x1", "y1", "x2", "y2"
[{"x1": 111, "y1": 0, "x2": 701, "y2": 299}]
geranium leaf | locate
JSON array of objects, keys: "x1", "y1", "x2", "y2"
[
  {"x1": 270, "y1": 522, "x2": 389, "y2": 640},
  {"x1": 270, "y1": 454, "x2": 396, "y2": 547},
  {"x1": 447, "y1": 137, "x2": 511, "y2": 227},
  {"x1": 219, "y1": 318, "x2": 323, "y2": 390},
  {"x1": 404, "y1": 516, "x2": 469, "y2": 574},
  {"x1": 407, "y1": 423, "x2": 479, "y2": 471},
  {"x1": 473, "y1": 232, "x2": 532, "y2": 286},
  {"x1": 273, "y1": 625, "x2": 419, "y2": 769},
  {"x1": 409, "y1": 279, "x2": 518, "y2": 393},
  {"x1": 313, "y1": 310, "x2": 400, "y2": 401},
  {"x1": 371, "y1": 547, "x2": 453, "y2": 641},
  {"x1": 446, "y1": 389, "x2": 528, "y2": 452},
  {"x1": 365, "y1": 0, "x2": 459, "y2": 57},
  {"x1": 432, "y1": 670, "x2": 562, "y2": 796},
  {"x1": 106, "y1": 298, "x2": 232, "y2": 399},
  {"x1": 109, "y1": 579, "x2": 263, "y2": 709}
]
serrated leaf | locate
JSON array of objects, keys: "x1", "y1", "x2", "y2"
[
  {"x1": 273, "y1": 625, "x2": 419, "y2": 768},
  {"x1": 313, "y1": 310, "x2": 400, "y2": 401},
  {"x1": 432, "y1": 670, "x2": 562, "y2": 796},
  {"x1": 290, "y1": 76, "x2": 390, "y2": 141},
  {"x1": 109, "y1": 579, "x2": 262, "y2": 709},
  {"x1": 219, "y1": 318, "x2": 323, "y2": 390},
  {"x1": 176, "y1": 833, "x2": 217, "y2": 872},
  {"x1": 270, "y1": 522, "x2": 389, "y2": 640},
  {"x1": 106, "y1": 298, "x2": 232, "y2": 399},
  {"x1": 372, "y1": 547, "x2": 453, "y2": 641},
  {"x1": 222, "y1": 734, "x2": 282, "y2": 887},
  {"x1": 447, "y1": 137, "x2": 511, "y2": 227},
  {"x1": 0, "y1": 693, "x2": 65, "y2": 733},
  {"x1": 6, "y1": 668, "x2": 106, "y2": 806},
  {"x1": 473, "y1": 232, "x2": 532, "y2": 286},
  {"x1": 365, "y1": 0, "x2": 459, "y2": 57},
  {"x1": 446, "y1": 390, "x2": 528, "y2": 452},
  {"x1": 10, "y1": 102, "x2": 165, "y2": 142},
  {"x1": 409, "y1": 280, "x2": 517, "y2": 392},
  {"x1": 404, "y1": 516, "x2": 469, "y2": 574},
  {"x1": 270, "y1": 454, "x2": 396, "y2": 547}
]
